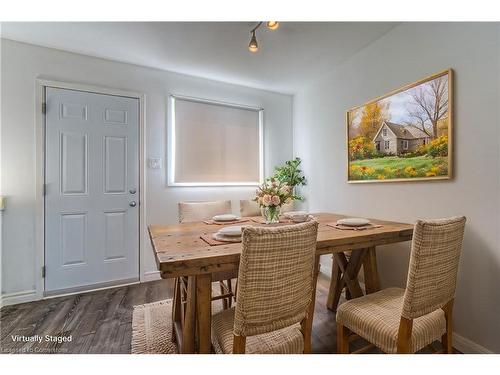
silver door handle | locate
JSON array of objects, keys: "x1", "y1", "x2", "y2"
[{"x1": 129, "y1": 201, "x2": 137, "y2": 207}]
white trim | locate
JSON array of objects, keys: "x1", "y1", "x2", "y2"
[
  {"x1": 143, "y1": 270, "x2": 162, "y2": 282},
  {"x1": 453, "y1": 333, "x2": 494, "y2": 354},
  {"x1": 167, "y1": 94, "x2": 264, "y2": 187},
  {"x1": 34, "y1": 79, "x2": 147, "y2": 300},
  {"x1": 43, "y1": 278, "x2": 139, "y2": 298},
  {"x1": 0, "y1": 290, "x2": 37, "y2": 308}
]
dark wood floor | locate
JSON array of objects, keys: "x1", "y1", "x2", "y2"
[{"x1": 0, "y1": 272, "x2": 449, "y2": 354}]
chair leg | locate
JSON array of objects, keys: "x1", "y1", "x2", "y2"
[
  {"x1": 396, "y1": 317, "x2": 413, "y2": 353},
  {"x1": 219, "y1": 281, "x2": 228, "y2": 310},
  {"x1": 441, "y1": 300, "x2": 454, "y2": 353},
  {"x1": 227, "y1": 279, "x2": 233, "y2": 308},
  {"x1": 337, "y1": 323, "x2": 350, "y2": 354},
  {"x1": 232, "y1": 335, "x2": 246, "y2": 354}
]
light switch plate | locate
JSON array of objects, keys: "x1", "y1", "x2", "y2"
[{"x1": 147, "y1": 158, "x2": 162, "y2": 169}]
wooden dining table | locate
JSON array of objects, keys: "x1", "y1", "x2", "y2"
[{"x1": 148, "y1": 212, "x2": 414, "y2": 354}]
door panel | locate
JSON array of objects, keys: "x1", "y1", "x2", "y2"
[
  {"x1": 61, "y1": 212, "x2": 87, "y2": 266},
  {"x1": 104, "y1": 136, "x2": 127, "y2": 194},
  {"x1": 104, "y1": 210, "x2": 127, "y2": 261},
  {"x1": 61, "y1": 132, "x2": 88, "y2": 195},
  {"x1": 45, "y1": 87, "x2": 139, "y2": 292}
]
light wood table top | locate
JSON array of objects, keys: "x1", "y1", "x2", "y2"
[{"x1": 149, "y1": 213, "x2": 414, "y2": 278}]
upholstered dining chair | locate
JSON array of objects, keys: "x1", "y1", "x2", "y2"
[
  {"x1": 211, "y1": 220, "x2": 319, "y2": 354},
  {"x1": 336, "y1": 216, "x2": 466, "y2": 354},
  {"x1": 178, "y1": 200, "x2": 232, "y2": 223},
  {"x1": 177, "y1": 200, "x2": 235, "y2": 309},
  {"x1": 239, "y1": 199, "x2": 294, "y2": 218}
]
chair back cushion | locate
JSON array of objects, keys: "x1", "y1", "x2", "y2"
[
  {"x1": 239, "y1": 200, "x2": 261, "y2": 217},
  {"x1": 178, "y1": 200, "x2": 232, "y2": 223},
  {"x1": 234, "y1": 220, "x2": 318, "y2": 337},
  {"x1": 402, "y1": 216, "x2": 466, "y2": 319}
]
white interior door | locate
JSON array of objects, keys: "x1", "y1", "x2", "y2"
[{"x1": 45, "y1": 87, "x2": 139, "y2": 293}]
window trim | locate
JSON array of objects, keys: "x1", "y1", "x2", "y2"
[
  {"x1": 402, "y1": 140, "x2": 409, "y2": 150},
  {"x1": 382, "y1": 128, "x2": 387, "y2": 137},
  {"x1": 167, "y1": 95, "x2": 264, "y2": 187},
  {"x1": 384, "y1": 140, "x2": 390, "y2": 150}
]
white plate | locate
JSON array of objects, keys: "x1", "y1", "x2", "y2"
[
  {"x1": 337, "y1": 218, "x2": 370, "y2": 227},
  {"x1": 291, "y1": 215, "x2": 313, "y2": 223},
  {"x1": 217, "y1": 225, "x2": 242, "y2": 237},
  {"x1": 212, "y1": 214, "x2": 239, "y2": 222},
  {"x1": 212, "y1": 233, "x2": 242, "y2": 243},
  {"x1": 283, "y1": 211, "x2": 308, "y2": 219}
]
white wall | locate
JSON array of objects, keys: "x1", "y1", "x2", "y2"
[
  {"x1": 0, "y1": 39, "x2": 293, "y2": 299},
  {"x1": 294, "y1": 23, "x2": 500, "y2": 353}
]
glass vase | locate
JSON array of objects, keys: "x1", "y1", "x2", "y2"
[{"x1": 261, "y1": 205, "x2": 281, "y2": 224}]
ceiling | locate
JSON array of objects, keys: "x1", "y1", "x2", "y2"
[{"x1": 1, "y1": 22, "x2": 397, "y2": 94}]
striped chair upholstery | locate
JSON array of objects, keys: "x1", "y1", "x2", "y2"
[
  {"x1": 336, "y1": 216, "x2": 466, "y2": 354},
  {"x1": 211, "y1": 220, "x2": 319, "y2": 354},
  {"x1": 239, "y1": 199, "x2": 294, "y2": 217},
  {"x1": 178, "y1": 200, "x2": 232, "y2": 223}
]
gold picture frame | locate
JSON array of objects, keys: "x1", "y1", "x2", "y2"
[{"x1": 346, "y1": 69, "x2": 453, "y2": 183}]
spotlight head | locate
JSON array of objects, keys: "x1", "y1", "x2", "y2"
[
  {"x1": 248, "y1": 31, "x2": 258, "y2": 52},
  {"x1": 266, "y1": 21, "x2": 279, "y2": 30}
]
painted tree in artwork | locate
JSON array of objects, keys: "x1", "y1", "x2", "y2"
[
  {"x1": 406, "y1": 75, "x2": 448, "y2": 139},
  {"x1": 358, "y1": 101, "x2": 390, "y2": 140}
]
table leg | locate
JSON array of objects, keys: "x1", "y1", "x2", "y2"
[
  {"x1": 327, "y1": 249, "x2": 367, "y2": 312},
  {"x1": 171, "y1": 278, "x2": 181, "y2": 343},
  {"x1": 326, "y1": 255, "x2": 341, "y2": 310},
  {"x1": 196, "y1": 273, "x2": 212, "y2": 353},
  {"x1": 343, "y1": 249, "x2": 366, "y2": 298},
  {"x1": 181, "y1": 276, "x2": 197, "y2": 353},
  {"x1": 301, "y1": 254, "x2": 320, "y2": 353},
  {"x1": 363, "y1": 247, "x2": 380, "y2": 294}
]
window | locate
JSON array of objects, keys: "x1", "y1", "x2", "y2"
[
  {"x1": 382, "y1": 128, "x2": 387, "y2": 137},
  {"x1": 384, "y1": 140, "x2": 390, "y2": 150},
  {"x1": 168, "y1": 96, "x2": 263, "y2": 186},
  {"x1": 402, "y1": 140, "x2": 409, "y2": 150}
]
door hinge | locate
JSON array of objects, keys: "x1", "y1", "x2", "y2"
[
  {"x1": 41, "y1": 266, "x2": 46, "y2": 278},
  {"x1": 42, "y1": 102, "x2": 47, "y2": 114},
  {"x1": 43, "y1": 183, "x2": 47, "y2": 196}
]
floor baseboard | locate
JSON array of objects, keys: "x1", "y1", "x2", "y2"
[
  {"x1": 143, "y1": 270, "x2": 161, "y2": 282},
  {"x1": 453, "y1": 332, "x2": 493, "y2": 354},
  {"x1": 0, "y1": 289, "x2": 37, "y2": 308}
]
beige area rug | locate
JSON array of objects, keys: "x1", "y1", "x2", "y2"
[{"x1": 132, "y1": 299, "x2": 178, "y2": 354}]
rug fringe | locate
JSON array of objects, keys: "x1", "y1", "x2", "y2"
[{"x1": 131, "y1": 304, "x2": 148, "y2": 354}]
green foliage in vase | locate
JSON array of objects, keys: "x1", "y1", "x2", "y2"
[{"x1": 271, "y1": 157, "x2": 307, "y2": 201}]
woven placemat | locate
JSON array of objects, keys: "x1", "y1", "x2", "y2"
[
  {"x1": 200, "y1": 233, "x2": 242, "y2": 246},
  {"x1": 327, "y1": 223, "x2": 383, "y2": 231}
]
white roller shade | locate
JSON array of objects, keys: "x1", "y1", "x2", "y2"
[{"x1": 169, "y1": 97, "x2": 263, "y2": 186}]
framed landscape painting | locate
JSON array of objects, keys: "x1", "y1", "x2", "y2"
[{"x1": 347, "y1": 69, "x2": 453, "y2": 183}]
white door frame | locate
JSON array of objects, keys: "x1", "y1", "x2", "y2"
[{"x1": 35, "y1": 79, "x2": 147, "y2": 300}]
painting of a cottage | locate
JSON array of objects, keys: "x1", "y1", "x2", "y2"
[{"x1": 347, "y1": 69, "x2": 453, "y2": 182}]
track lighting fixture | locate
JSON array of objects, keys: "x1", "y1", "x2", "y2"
[{"x1": 248, "y1": 22, "x2": 279, "y2": 53}]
